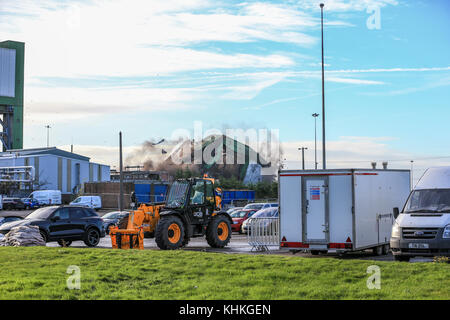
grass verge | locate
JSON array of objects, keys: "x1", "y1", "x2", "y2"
[{"x1": 0, "y1": 247, "x2": 448, "y2": 299}]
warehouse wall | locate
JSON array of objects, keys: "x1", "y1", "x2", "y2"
[{"x1": 0, "y1": 154, "x2": 110, "y2": 195}]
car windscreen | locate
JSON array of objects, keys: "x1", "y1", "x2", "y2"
[
  {"x1": 231, "y1": 210, "x2": 248, "y2": 218},
  {"x1": 244, "y1": 204, "x2": 263, "y2": 210},
  {"x1": 103, "y1": 212, "x2": 120, "y2": 219},
  {"x1": 25, "y1": 206, "x2": 58, "y2": 220},
  {"x1": 404, "y1": 189, "x2": 450, "y2": 213},
  {"x1": 166, "y1": 181, "x2": 189, "y2": 208}
]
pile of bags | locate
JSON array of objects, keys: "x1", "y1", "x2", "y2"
[{"x1": 0, "y1": 225, "x2": 46, "y2": 247}]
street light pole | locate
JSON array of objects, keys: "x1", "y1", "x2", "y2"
[
  {"x1": 320, "y1": 3, "x2": 326, "y2": 170},
  {"x1": 119, "y1": 131, "x2": 124, "y2": 212},
  {"x1": 298, "y1": 147, "x2": 308, "y2": 170},
  {"x1": 45, "y1": 125, "x2": 51, "y2": 147},
  {"x1": 312, "y1": 113, "x2": 319, "y2": 170}
]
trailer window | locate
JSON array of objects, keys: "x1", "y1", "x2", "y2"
[{"x1": 404, "y1": 189, "x2": 450, "y2": 213}]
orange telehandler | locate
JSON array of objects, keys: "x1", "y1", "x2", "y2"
[{"x1": 110, "y1": 177, "x2": 231, "y2": 250}]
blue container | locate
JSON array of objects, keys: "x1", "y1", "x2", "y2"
[
  {"x1": 221, "y1": 189, "x2": 255, "y2": 206},
  {"x1": 135, "y1": 184, "x2": 151, "y2": 203},
  {"x1": 134, "y1": 183, "x2": 168, "y2": 204}
]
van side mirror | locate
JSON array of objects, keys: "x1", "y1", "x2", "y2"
[
  {"x1": 51, "y1": 216, "x2": 60, "y2": 222},
  {"x1": 393, "y1": 207, "x2": 400, "y2": 219}
]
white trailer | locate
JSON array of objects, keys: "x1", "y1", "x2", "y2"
[{"x1": 279, "y1": 169, "x2": 411, "y2": 254}]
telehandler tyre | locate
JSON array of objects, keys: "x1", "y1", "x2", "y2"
[
  {"x1": 155, "y1": 215, "x2": 185, "y2": 250},
  {"x1": 206, "y1": 215, "x2": 231, "y2": 248}
]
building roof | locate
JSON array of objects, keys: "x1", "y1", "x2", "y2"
[{"x1": 0, "y1": 147, "x2": 90, "y2": 162}]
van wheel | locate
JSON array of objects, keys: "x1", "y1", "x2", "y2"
[{"x1": 83, "y1": 228, "x2": 100, "y2": 247}]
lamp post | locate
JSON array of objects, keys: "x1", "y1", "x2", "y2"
[
  {"x1": 320, "y1": 3, "x2": 326, "y2": 170},
  {"x1": 298, "y1": 147, "x2": 308, "y2": 170},
  {"x1": 119, "y1": 131, "x2": 123, "y2": 212},
  {"x1": 45, "y1": 125, "x2": 51, "y2": 147},
  {"x1": 312, "y1": 113, "x2": 319, "y2": 170}
]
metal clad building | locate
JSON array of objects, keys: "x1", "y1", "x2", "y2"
[
  {"x1": 0, "y1": 147, "x2": 110, "y2": 195},
  {"x1": 0, "y1": 40, "x2": 24, "y2": 151}
]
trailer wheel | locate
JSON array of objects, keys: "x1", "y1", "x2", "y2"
[
  {"x1": 155, "y1": 215, "x2": 185, "y2": 250},
  {"x1": 382, "y1": 244, "x2": 390, "y2": 255},
  {"x1": 373, "y1": 245, "x2": 383, "y2": 256},
  {"x1": 206, "y1": 215, "x2": 231, "y2": 248}
]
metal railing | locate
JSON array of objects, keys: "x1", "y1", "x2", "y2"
[{"x1": 247, "y1": 217, "x2": 280, "y2": 252}]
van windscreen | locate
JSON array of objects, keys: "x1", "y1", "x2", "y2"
[{"x1": 404, "y1": 189, "x2": 450, "y2": 213}]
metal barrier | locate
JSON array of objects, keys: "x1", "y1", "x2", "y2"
[{"x1": 247, "y1": 217, "x2": 280, "y2": 252}]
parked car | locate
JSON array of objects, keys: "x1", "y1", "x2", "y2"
[
  {"x1": 70, "y1": 196, "x2": 102, "y2": 210},
  {"x1": 2, "y1": 198, "x2": 26, "y2": 210},
  {"x1": 101, "y1": 211, "x2": 129, "y2": 234},
  {"x1": 0, "y1": 205, "x2": 105, "y2": 247},
  {"x1": 226, "y1": 207, "x2": 243, "y2": 215},
  {"x1": 230, "y1": 209, "x2": 258, "y2": 233},
  {"x1": 241, "y1": 207, "x2": 279, "y2": 234},
  {"x1": 390, "y1": 166, "x2": 450, "y2": 261},
  {"x1": 21, "y1": 198, "x2": 40, "y2": 210},
  {"x1": 28, "y1": 190, "x2": 62, "y2": 205},
  {"x1": 243, "y1": 202, "x2": 278, "y2": 211},
  {"x1": 0, "y1": 215, "x2": 23, "y2": 226}
]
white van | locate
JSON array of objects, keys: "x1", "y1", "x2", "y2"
[
  {"x1": 390, "y1": 167, "x2": 450, "y2": 261},
  {"x1": 70, "y1": 196, "x2": 102, "y2": 210},
  {"x1": 29, "y1": 190, "x2": 62, "y2": 205}
]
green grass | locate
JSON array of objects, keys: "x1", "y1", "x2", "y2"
[{"x1": 0, "y1": 247, "x2": 448, "y2": 300}]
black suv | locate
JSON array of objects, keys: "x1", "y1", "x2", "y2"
[
  {"x1": 3, "y1": 198, "x2": 26, "y2": 210},
  {"x1": 0, "y1": 205, "x2": 105, "y2": 247}
]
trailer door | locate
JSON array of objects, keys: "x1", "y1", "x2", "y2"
[{"x1": 303, "y1": 177, "x2": 329, "y2": 243}]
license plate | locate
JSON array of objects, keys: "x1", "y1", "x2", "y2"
[{"x1": 408, "y1": 243, "x2": 429, "y2": 249}]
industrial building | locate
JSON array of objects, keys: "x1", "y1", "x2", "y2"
[
  {"x1": 0, "y1": 40, "x2": 24, "y2": 151},
  {"x1": 0, "y1": 147, "x2": 110, "y2": 201}
]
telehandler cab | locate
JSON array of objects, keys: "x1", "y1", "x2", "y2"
[{"x1": 155, "y1": 178, "x2": 232, "y2": 250}]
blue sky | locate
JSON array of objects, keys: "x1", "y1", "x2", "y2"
[{"x1": 1, "y1": 0, "x2": 449, "y2": 179}]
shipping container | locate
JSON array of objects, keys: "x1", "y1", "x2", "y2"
[
  {"x1": 221, "y1": 189, "x2": 256, "y2": 208},
  {"x1": 134, "y1": 183, "x2": 168, "y2": 203}
]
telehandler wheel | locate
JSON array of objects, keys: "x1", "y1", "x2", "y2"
[
  {"x1": 206, "y1": 215, "x2": 231, "y2": 248},
  {"x1": 155, "y1": 215, "x2": 185, "y2": 250}
]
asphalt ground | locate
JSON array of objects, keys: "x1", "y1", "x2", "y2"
[{"x1": 1, "y1": 208, "x2": 434, "y2": 262}]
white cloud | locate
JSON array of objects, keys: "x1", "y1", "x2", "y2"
[
  {"x1": 298, "y1": 0, "x2": 399, "y2": 12},
  {"x1": 280, "y1": 136, "x2": 450, "y2": 185},
  {"x1": 0, "y1": 0, "x2": 321, "y2": 80}
]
